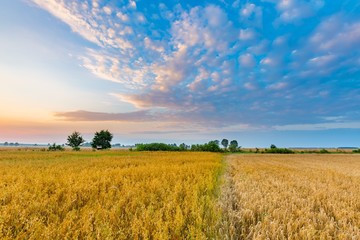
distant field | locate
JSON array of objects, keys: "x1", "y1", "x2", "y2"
[
  {"x1": 221, "y1": 154, "x2": 360, "y2": 239},
  {"x1": 0, "y1": 150, "x2": 223, "y2": 239}
]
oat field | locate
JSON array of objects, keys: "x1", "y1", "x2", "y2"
[
  {"x1": 221, "y1": 154, "x2": 360, "y2": 239},
  {"x1": 0, "y1": 150, "x2": 223, "y2": 239}
]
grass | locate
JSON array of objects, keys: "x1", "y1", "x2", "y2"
[
  {"x1": 0, "y1": 149, "x2": 223, "y2": 239},
  {"x1": 221, "y1": 154, "x2": 360, "y2": 239}
]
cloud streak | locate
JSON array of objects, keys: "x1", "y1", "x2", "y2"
[{"x1": 55, "y1": 110, "x2": 157, "y2": 122}]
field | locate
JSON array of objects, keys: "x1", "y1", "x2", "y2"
[
  {"x1": 0, "y1": 150, "x2": 223, "y2": 239},
  {"x1": 221, "y1": 154, "x2": 360, "y2": 239},
  {"x1": 1, "y1": 150, "x2": 360, "y2": 239}
]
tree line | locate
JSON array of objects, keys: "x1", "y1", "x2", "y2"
[
  {"x1": 134, "y1": 139, "x2": 241, "y2": 153},
  {"x1": 39, "y1": 130, "x2": 332, "y2": 154}
]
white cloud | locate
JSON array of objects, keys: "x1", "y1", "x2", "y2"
[
  {"x1": 188, "y1": 68, "x2": 209, "y2": 91},
  {"x1": 129, "y1": 0, "x2": 136, "y2": 9},
  {"x1": 268, "y1": 82, "x2": 288, "y2": 90},
  {"x1": 265, "y1": 0, "x2": 325, "y2": 24},
  {"x1": 205, "y1": 5, "x2": 227, "y2": 27},
  {"x1": 308, "y1": 54, "x2": 336, "y2": 67},
  {"x1": 241, "y1": 3, "x2": 256, "y2": 18},
  {"x1": 290, "y1": 15, "x2": 360, "y2": 78},
  {"x1": 30, "y1": 0, "x2": 135, "y2": 51},
  {"x1": 244, "y1": 82, "x2": 257, "y2": 90},
  {"x1": 116, "y1": 12, "x2": 129, "y2": 22},
  {"x1": 239, "y1": 53, "x2": 256, "y2": 68},
  {"x1": 137, "y1": 13, "x2": 146, "y2": 23},
  {"x1": 248, "y1": 40, "x2": 269, "y2": 55},
  {"x1": 273, "y1": 35, "x2": 288, "y2": 46},
  {"x1": 103, "y1": 6, "x2": 112, "y2": 15},
  {"x1": 144, "y1": 37, "x2": 165, "y2": 54},
  {"x1": 310, "y1": 16, "x2": 360, "y2": 53},
  {"x1": 274, "y1": 121, "x2": 360, "y2": 131},
  {"x1": 30, "y1": 0, "x2": 101, "y2": 45},
  {"x1": 240, "y1": 3, "x2": 263, "y2": 28},
  {"x1": 239, "y1": 28, "x2": 256, "y2": 41},
  {"x1": 107, "y1": 28, "x2": 115, "y2": 38},
  {"x1": 260, "y1": 57, "x2": 275, "y2": 66},
  {"x1": 81, "y1": 49, "x2": 147, "y2": 89},
  {"x1": 151, "y1": 44, "x2": 190, "y2": 92}
]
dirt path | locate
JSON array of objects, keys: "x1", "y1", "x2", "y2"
[{"x1": 217, "y1": 155, "x2": 240, "y2": 239}]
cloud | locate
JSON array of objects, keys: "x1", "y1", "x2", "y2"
[
  {"x1": 30, "y1": 0, "x2": 100, "y2": 45},
  {"x1": 55, "y1": 110, "x2": 156, "y2": 122},
  {"x1": 274, "y1": 121, "x2": 360, "y2": 131},
  {"x1": 80, "y1": 49, "x2": 148, "y2": 88},
  {"x1": 128, "y1": 0, "x2": 136, "y2": 9},
  {"x1": 28, "y1": 0, "x2": 360, "y2": 130},
  {"x1": 116, "y1": 12, "x2": 129, "y2": 22},
  {"x1": 309, "y1": 15, "x2": 360, "y2": 53},
  {"x1": 265, "y1": 0, "x2": 325, "y2": 24},
  {"x1": 103, "y1": 6, "x2": 112, "y2": 15},
  {"x1": 132, "y1": 130, "x2": 199, "y2": 135},
  {"x1": 239, "y1": 28, "x2": 257, "y2": 41},
  {"x1": 240, "y1": 3, "x2": 263, "y2": 28}
]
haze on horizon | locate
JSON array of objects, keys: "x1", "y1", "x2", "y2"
[{"x1": 1, "y1": 0, "x2": 360, "y2": 148}]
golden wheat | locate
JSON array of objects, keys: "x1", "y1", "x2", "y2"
[
  {"x1": 220, "y1": 154, "x2": 360, "y2": 239},
  {"x1": 0, "y1": 149, "x2": 223, "y2": 239}
]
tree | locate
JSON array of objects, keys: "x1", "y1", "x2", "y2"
[
  {"x1": 270, "y1": 144, "x2": 277, "y2": 149},
  {"x1": 48, "y1": 143, "x2": 64, "y2": 151},
  {"x1": 229, "y1": 140, "x2": 238, "y2": 152},
  {"x1": 179, "y1": 143, "x2": 187, "y2": 151},
  {"x1": 221, "y1": 139, "x2": 229, "y2": 150},
  {"x1": 91, "y1": 130, "x2": 113, "y2": 150},
  {"x1": 67, "y1": 131, "x2": 85, "y2": 151},
  {"x1": 190, "y1": 141, "x2": 222, "y2": 152}
]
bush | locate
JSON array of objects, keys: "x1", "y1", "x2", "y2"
[
  {"x1": 319, "y1": 149, "x2": 329, "y2": 154},
  {"x1": 191, "y1": 141, "x2": 222, "y2": 152},
  {"x1": 353, "y1": 149, "x2": 360, "y2": 153},
  {"x1": 135, "y1": 143, "x2": 180, "y2": 151},
  {"x1": 48, "y1": 143, "x2": 64, "y2": 151},
  {"x1": 134, "y1": 141, "x2": 222, "y2": 152},
  {"x1": 265, "y1": 145, "x2": 294, "y2": 154},
  {"x1": 229, "y1": 140, "x2": 239, "y2": 152}
]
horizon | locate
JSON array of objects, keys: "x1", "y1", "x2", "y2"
[{"x1": 1, "y1": 0, "x2": 360, "y2": 147}]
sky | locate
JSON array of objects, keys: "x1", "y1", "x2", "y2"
[{"x1": 1, "y1": 0, "x2": 360, "y2": 147}]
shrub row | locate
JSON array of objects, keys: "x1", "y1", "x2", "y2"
[{"x1": 135, "y1": 141, "x2": 223, "y2": 152}]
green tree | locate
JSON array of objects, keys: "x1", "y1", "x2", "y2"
[
  {"x1": 48, "y1": 143, "x2": 64, "y2": 151},
  {"x1": 91, "y1": 130, "x2": 113, "y2": 150},
  {"x1": 67, "y1": 131, "x2": 85, "y2": 151},
  {"x1": 221, "y1": 139, "x2": 229, "y2": 150},
  {"x1": 229, "y1": 140, "x2": 238, "y2": 152},
  {"x1": 179, "y1": 143, "x2": 187, "y2": 151}
]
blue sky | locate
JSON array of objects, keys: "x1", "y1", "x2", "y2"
[{"x1": 1, "y1": 0, "x2": 360, "y2": 147}]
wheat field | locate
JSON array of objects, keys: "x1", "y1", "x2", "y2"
[
  {"x1": 0, "y1": 150, "x2": 223, "y2": 239},
  {"x1": 2, "y1": 150, "x2": 360, "y2": 239},
  {"x1": 221, "y1": 154, "x2": 360, "y2": 239}
]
